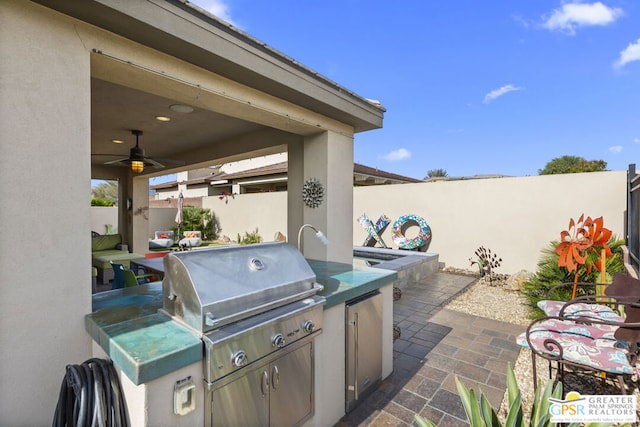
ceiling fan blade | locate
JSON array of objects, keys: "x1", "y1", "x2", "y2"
[
  {"x1": 145, "y1": 158, "x2": 166, "y2": 169},
  {"x1": 152, "y1": 157, "x2": 186, "y2": 166},
  {"x1": 103, "y1": 157, "x2": 129, "y2": 165}
]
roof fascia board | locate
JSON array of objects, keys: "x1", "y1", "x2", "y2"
[{"x1": 31, "y1": 0, "x2": 384, "y2": 132}]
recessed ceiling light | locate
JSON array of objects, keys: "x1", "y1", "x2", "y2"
[
  {"x1": 155, "y1": 116, "x2": 171, "y2": 122},
  {"x1": 170, "y1": 104, "x2": 194, "y2": 113},
  {"x1": 111, "y1": 139, "x2": 124, "y2": 144}
]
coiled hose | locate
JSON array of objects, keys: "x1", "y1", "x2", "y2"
[{"x1": 52, "y1": 358, "x2": 130, "y2": 427}]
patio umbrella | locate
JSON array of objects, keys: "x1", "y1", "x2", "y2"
[{"x1": 175, "y1": 191, "x2": 184, "y2": 242}]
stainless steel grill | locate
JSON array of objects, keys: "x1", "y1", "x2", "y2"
[{"x1": 160, "y1": 242, "x2": 325, "y2": 427}]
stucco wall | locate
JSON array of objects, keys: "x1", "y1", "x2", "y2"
[
  {"x1": 91, "y1": 206, "x2": 119, "y2": 235},
  {"x1": 0, "y1": 2, "x2": 92, "y2": 425},
  {"x1": 202, "y1": 191, "x2": 288, "y2": 243},
  {"x1": 354, "y1": 171, "x2": 627, "y2": 274},
  {"x1": 164, "y1": 171, "x2": 627, "y2": 274}
]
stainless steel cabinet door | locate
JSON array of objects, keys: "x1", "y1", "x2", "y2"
[
  {"x1": 269, "y1": 342, "x2": 313, "y2": 427},
  {"x1": 346, "y1": 291, "x2": 382, "y2": 412},
  {"x1": 210, "y1": 361, "x2": 270, "y2": 427}
]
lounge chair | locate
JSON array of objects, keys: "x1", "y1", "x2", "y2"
[
  {"x1": 149, "y1": 230, "x2": 174, "y2": 249},
  {"x1": 179, "y1": 231, "x2": 202, "y2": 247}
]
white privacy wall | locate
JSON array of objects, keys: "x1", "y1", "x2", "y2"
[
  {"x1": 163, "y1": 170, "x2": 628, "y2": 274},
  {"x1": 353, "y1": 171, "x2": 627, "y2": 273}
]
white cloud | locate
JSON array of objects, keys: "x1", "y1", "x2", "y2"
[
  {"x1": 543, "y1": 2, "x2": 623, "y2": 35},
  {"x1": 615, "y1": 38, "x2": 640, "y2": 68},
  {"x1": 191, "y1": 0, "x2": 237, "y2": 26},
  {"x1": 609, "y1": 145, "x2": 623, "y2": 153},
  {"x1": 381, "y1": 148, "x2": 412, "y2": 162},
  {"x1": 483, "y1": 84, "x2": 521, "y2": 104},
  {"x1": 634, "y1": 138, "x2": 640, "y2": 144}
]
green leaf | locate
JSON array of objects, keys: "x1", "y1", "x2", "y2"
[
  {"x1": 534, "y1": 413, "x2": 550, "y2": 427},
  {"x1": 455, "y1": 377, "x2": 483, "y2": 425},
  {"x1": 506, "y1": 363, "x2": 519, "y2": 407},
  {"x1": 530, "y1": 376, "x2": 559, "y2": 426},
  {"x1": 480, "y1": 392, "x2": 501, "y2": 426},
  {"x1": 503, "y1": 390, "x2": 523, "y2": 427},
  {"x1": 413, "y1": 414, "x2": 438, "y2": 427}
]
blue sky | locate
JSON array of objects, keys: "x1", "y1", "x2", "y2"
[{"x1": 180, "y1": 0, "x2": 640, "y2": 180}]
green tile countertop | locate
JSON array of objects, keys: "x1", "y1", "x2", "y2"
[
  {"x1": 86, "y1": 261, "x2": 396, "y2": 385},
  {"x1": 307, "y1": 259, "x2": 397, "y2": 308},
  {"x1": 86, "y1": 282, "x2": 202, "y2": 385}
]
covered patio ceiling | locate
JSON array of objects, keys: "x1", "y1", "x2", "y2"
[
  {"x1": 91, "y1": 77, "x2": 268, "y2": 176},
  {"x1": 35, "y1": 0, "x2": 384, "y2": 178}
]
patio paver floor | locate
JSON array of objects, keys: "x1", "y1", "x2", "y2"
[{"x1": 336, "y1": 271, "x2": 525, "y2": 426}]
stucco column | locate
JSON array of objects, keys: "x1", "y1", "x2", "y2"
[
  {"x1": 287, "y1": 140, "x2": 304, "y2": 244},
  {"x1": 131, "y1": 175, "x2": 150, "y2": 254},
  {"x1": 294, "y1": 131, "x2": 354, "y2": 263},
  {"x1": 0, "y1": 2, "x2": 92, "y2": 424}
]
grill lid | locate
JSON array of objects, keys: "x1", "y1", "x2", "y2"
[{"x1": 161, "y1": 242, "x2": 321, "y2": 332}]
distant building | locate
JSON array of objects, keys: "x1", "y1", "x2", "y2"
[{"x1": 150, "y1": 153, "x2": 421, "y2": 206}]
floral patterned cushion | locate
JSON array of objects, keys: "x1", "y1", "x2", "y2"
[
  {"x1": 538, "y1": 300, "x2": 624, "y2": 322},
  {"x1": 516, "y1": 319, "x2": 634, "y2": 375}
]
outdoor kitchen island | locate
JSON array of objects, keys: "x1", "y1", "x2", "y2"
[{"x1": 85, "y1": 248, "x2": 397, "y2": 427}]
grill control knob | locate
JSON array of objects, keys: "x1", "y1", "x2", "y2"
[
  {"x1": 231, "y1": 351, "x2": 248, "y2": 367},
  {"x1": 272, "y1": 333, "x2": 285, "y2": 348},
  {"x1": 302, "y1": 320, "x2": 315, "y2": 334}
]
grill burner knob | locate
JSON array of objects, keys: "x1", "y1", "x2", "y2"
[
  {"x1": 272, "y1": 333, "x2": 285, "y2": 348},
  {"x1": 231, "y1": 350, "x2": 248, "y2": 367},
  {"x1": 302, "y1": 320, "x2": 315, "y2": 334}
]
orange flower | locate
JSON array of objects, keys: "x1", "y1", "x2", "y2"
[
  {"x1": 556, "y1": 214, "x2": 612, "y2": 272},
  {"x1": 555, "y1": 214, "x2": 613, "y2": 298}
]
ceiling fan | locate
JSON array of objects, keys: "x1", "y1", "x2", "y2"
[{"x1": 94, "y1": 129, "x2": 184, "y2": 173}]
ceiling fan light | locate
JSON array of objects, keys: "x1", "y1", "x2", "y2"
[{"x1": 131, "y1": 160, "x2": 144, "y2": 173}]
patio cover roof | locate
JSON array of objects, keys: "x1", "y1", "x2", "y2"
[{"x1": 34, "y1": 0, "x2": 385, "y2": 179}]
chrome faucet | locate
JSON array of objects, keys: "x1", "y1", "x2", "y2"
[{"x1": 297, "y1": 224, "x2": 329, "y2": 251}]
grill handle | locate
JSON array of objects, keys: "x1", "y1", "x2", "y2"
[
  {"x1": 261, "y1": 370, "x2": 269, "y2": 397},
  {"x1": 354, "y1": 312, "x2": 359, "y2": 400},
  {"x1": 202, "y1": 283, "x2": 324, "y2": 330},
  {"x1": 271, "y1": 365, "x2": 280, "y2": 391}
]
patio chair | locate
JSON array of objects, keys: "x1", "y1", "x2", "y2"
[
  {"x1": 110, "y1": 262, "x2": 154, "y2": 290},
  {"x1": 149, "y1": 230, "x2": 174, "y2": 249},
  {"x1": 516, "y1": 273, "x2": 640, "y2": 395},
  {"x1": 536, "y1": 273, "x2": 640, "y2": 320},
  {"x1": 179, "y1": 231, "x2": 202, "y2": 247}
]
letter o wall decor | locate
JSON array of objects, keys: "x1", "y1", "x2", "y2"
[{"x1": 391, "y1": 214, "x2": 432, "y2": 251}]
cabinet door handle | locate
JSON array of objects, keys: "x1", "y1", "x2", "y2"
[
  {"x1": 261, "y1": 370, "x2": 269, "y2": 397},
  {"x1": 271, "y1": 365, "x2": 280, "y2": 391},
  {"x1": 354, "y1": 312, "x2": 359, "y2": 400}
]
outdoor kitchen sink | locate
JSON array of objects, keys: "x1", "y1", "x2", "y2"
[{"x1": 85, "y1": 243, "x2": 397, "y2": 427}]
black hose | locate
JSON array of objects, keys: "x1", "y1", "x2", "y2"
[{"x1": 52, "y1": 358, "x2": 129, "y2": 427}]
